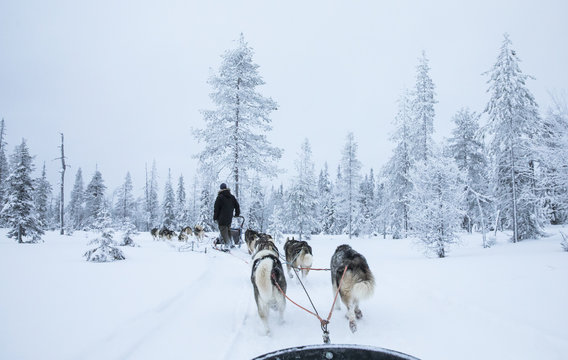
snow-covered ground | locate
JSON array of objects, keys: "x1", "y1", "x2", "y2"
[{"x1": 1, "y1": 227, "x2": 567, "y2": 360}]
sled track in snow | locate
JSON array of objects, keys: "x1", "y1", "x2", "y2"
[{"x1": 76, "y1": 266, "x2": 213, "y2": 360}]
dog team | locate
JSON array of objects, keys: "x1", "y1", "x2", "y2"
[
  {"x1": 150, "y1": 225, "x2": 205, "y2": 242},
  {"x1": 247, "y1": 230, "x2": 376, "y2": 335}
]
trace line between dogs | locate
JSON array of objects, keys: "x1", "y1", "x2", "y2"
[{"x1": 271, "y1": 265, "x2": 348, "y2": 330}]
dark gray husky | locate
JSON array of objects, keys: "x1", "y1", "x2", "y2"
[{"x1": 331, "y1": 244, "x2": 375, "y2": 333}]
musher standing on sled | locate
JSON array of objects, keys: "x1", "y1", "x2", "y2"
[{"x1": 213, "y1": 183, "x2": 240, "y2": 250}]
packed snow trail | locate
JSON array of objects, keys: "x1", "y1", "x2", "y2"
[{"x1": 1, "y1": 229, "x2": 568, "y2": 360}]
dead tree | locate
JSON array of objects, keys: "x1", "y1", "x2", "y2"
[{"x1": 57, "y1": 133, "x2": 69, "y2": 235}]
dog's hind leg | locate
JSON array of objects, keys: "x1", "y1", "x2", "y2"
[
  {"x1": 257, "y1": 302, "x2": 270, "y2": 335},
  {"x1": 286, "y1": 263, "x2": 294, "y2": 279},
  {"x1": 345, "y1": 302, "x2": 357, "y2": 333},
  {"x1": 277, "y1": 295, "x2": 286, "y2": 325},
  {"x1": 354, "y1": 301, "x2": 363, "y2": 319}
]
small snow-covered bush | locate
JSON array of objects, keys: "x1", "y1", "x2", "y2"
[
  {"x1": 118, "y1": 221, "x2": 139, "y2": 247},
  {"x1": 84, "y1": 238, "x2": 126, "y2": 262},
  {"x1": 84, "y1": 211, "x2": 126, "y2": 262}
]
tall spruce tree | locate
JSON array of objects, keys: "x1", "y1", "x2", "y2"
[
  {"x1": 34, "y1": 163, "x2": 52, "y2": 231},
  {"x1": 175, "y1": 174, "x2": 191, "y2": 228},
  {"x1": 484, "y1": 34, "x2": 544, "y2": 242},
  {"x1": 145, "y1": 161, "x2": 160, "y2": 230},
  {"x1": 384, "y1": 90, "x2": 414, "y2": 238},
  {"x1": 84, "y1": 170, "x2": 107, "y2": 230},
  {"x1": 247, "y1": 176, "x2": 266, "y2": 231},
  {"x1": 318, "y1": 163, "x2": 336, "y2": 235},
  {"x1": 67, "y1": 168, "x2": 85, "y2": 231},
  {"x1": 162, "y1": 169, "x2": 176, "y2": 229},
  {"x1": 447, "y1": 108, "x2": 491, "y2": 233},
  {"x1": 2, "y1": 140, "x2": 43, "y2": 243},
  {"x1": 540, "y1": 93, "x2": 568, "y2": 224},
  {"x1": 114, "y1": 172, "x2": 135, "y2": 227},
  {"x1": 194, "y1": 33, "x2": 282, "y2": 199},
  {"x1": 337, "y1": 133, "x2": 362, "y2": 238},
  {"x1": 411, "y1": 51, "x2": 437, "y2": 163},
  {"x1": 286, "y1": 139, "x2": 318, "y2": 240}
]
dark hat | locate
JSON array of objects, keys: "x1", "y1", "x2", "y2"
[{"x1": 220, "y1": 183, "x2": 227, "y2": 189}]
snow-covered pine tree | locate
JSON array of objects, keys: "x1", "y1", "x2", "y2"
[
  {"x1": 0, "y1": 118, "x2": 9, "y2": 224},
  {"x1": 247, "y1": 176, "x2": 266, "y2": 231},
  {"x1": 484, "y1": 34, "x2": 545, "y2": 242},
  {"x1": 194, "y1": 33, "x2": 282, "y2": 199},
  {"x1": 286, "y1": 139, "x2": 318, "y2": 240},
  {"x1": 197, "y1": 185, "x2": 214, "y2": 232},
  {"x1": 2, "y1": 139, "x2": 44, "y2": 243},
  {"x1": 408, "y1": 152, "x2": 465, "y2": 258},
  {"x1": 67, "y1": 168, "x2": 85, "y2": 231},
  {"x1": 84, "y1": 206, "x2": 125, "y2": 262},
  {"x1": 34, "y1": 163, "x2": 52, "y2": 231},
  {"x1": 333, "y1": 165, "x2": 346, "y2": 235},
  {"x1": 318, "y1": 162, "x2": 336, "y2": 235},
  {"x1": 375, "y1": 176, "x2": 388, "y2": 238},
  {"x1": 337, "y1": 133, "x2": 362, "y2": 238},
  {"x1": 354, "y1": 171, "x2": 375, "y2": 237},
  {"x1": 144, "y1": 161, "x2": 160, "y2": 230},
  {"x1": 539, "y1": 93, "x2": 568, "y2": 224},
  {"x1": 384, "y1": 90, "x2": 414, "y2": 239},
  {"x1": 267, "y1": 185, "x2": 285, "y2": 242},
  {"x1": 114, "y1": 172, "x2": 135, "y2": 228},
  {"x1": 162, "y1": 169, "x2": 176, "y2": 230},
  {"x1": 84, "y1": 170, "x2": 107, "y2": 230},
  {"x1": 175, "y1": 174, "x2": 190, "y2": 228},
  {"x1": 411, "y1": 51, "x2": 437, "y2": 163},
  {"x1": 447, "y1": 108, "x2": 491, "y2": 233}
]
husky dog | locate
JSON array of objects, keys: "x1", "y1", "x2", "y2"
[
  {"x1": 251, "y1": 246, "x2": 287, "y2": 335},
  {"x1": 158, "y1": 227, "x2": 176, "y2": 240},
  {"x1": 150, "y1": 228, "x2": 159, "y2": 241},
  {"x1": 193, "y1": 225, "x2": 205, "y2": 242},
  {"x1": 284, "y1": 237, "x2": 313, "y2": 279},
  {"x1": 245, "y1": 229, "x2": 274, "y2": 255},
  {"x1": 330, "y1": 244, "x2": 375, "y2": 333},
  {"x1": 178, "y1": 226, "x2": 193, "y2": 242},
  {"x1": 254, "y1": 238, "x2": 280, "y2": 257}
]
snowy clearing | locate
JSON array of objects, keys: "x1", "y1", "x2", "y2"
[{"x1": 1, "y1": 227, "x2": 567, "y2": 360}]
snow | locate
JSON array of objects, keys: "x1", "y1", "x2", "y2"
[{"x1": 1, "y1": 227, "x2": 567, "y2": 360}]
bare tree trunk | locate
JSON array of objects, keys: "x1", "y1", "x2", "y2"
[{"x1": 59, "y1": 133, "x2": 67, "y2": 235}]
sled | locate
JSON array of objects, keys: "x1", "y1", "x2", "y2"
[
  {"x1": 252, "y1": 344, "x2": 420, "y2": 360},
  {"x1": 230, "y1": 216, "x2": 245, "y2": 247},
  {"x1": 212, "y1": 216, "x2": 245, "y2": 250}
]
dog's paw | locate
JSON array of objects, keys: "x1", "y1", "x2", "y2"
[
  {"x1": 355, "y1": 309, "x2": 363, "y2": 319},
  {"x1": 349, "y1": 320, "x2": 357, "y2": 333}
]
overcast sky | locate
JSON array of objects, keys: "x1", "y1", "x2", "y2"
[{"x1": 1, "y1": 0, "x2": 567, "y2": 199}]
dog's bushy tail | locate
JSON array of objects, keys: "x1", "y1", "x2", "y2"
[
  {"x1": 300, "y1": 249, "x2": 313, "y2": 268},
  {"x1": 255, "y1": 259, "x2": 275, "y2": 300},
  {"x1": 341, "y1": 269, "x2": 375, "y2": 301},
  {"x1": 352, "y1": 279, "x2": 375, "y2": 300}
]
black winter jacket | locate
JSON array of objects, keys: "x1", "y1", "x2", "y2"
[{"x1": 213, "y1": 189, "x2": 240, "y2": 226}]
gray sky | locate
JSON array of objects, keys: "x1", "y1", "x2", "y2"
[{"x1": 1, "y1": 0, "x2": 567, "y2": 199}]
